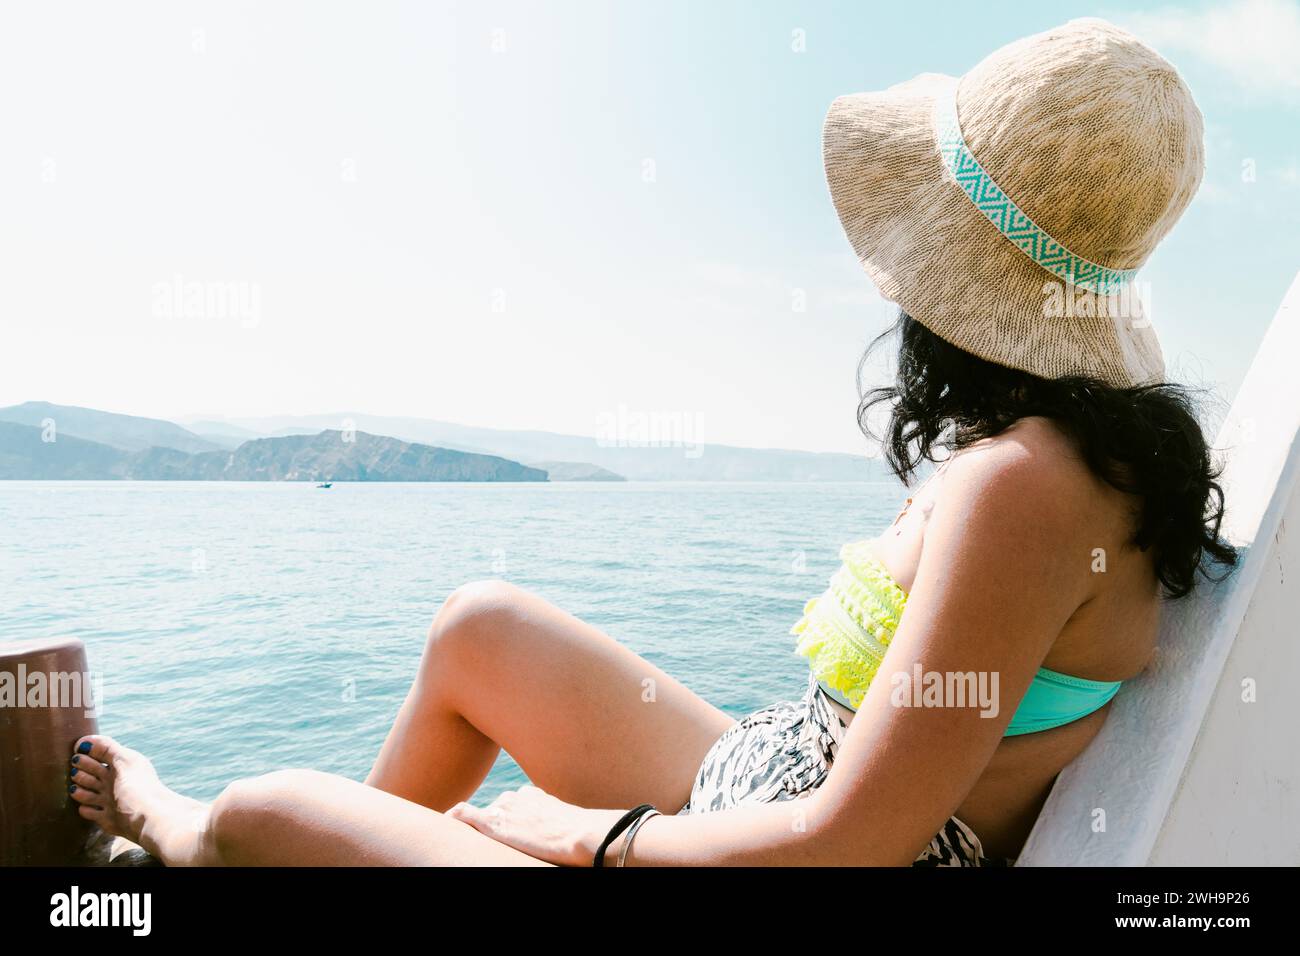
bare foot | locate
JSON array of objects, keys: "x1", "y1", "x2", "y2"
[{"x1": 69, "y1": 735, "x2": 215, "y2": 866}]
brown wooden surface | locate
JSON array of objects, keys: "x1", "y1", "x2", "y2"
[{"x1": 1, "y1": 638, "x2": 100, "y2": 865}]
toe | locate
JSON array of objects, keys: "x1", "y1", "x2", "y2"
[
  {"x1": 68, "y1": 783, "x2": 102, "y2": 807},
  {"x1": 77, "y1": 804, "x2": 105, "y2": 824},
  {"x1": 71, "y1": 753, "x2": 109, "y2": 781},
  {"x1": 69, "y1": 768, "x2": 102, "y2": 792},
  {"x1": 73, "y1": 734, "x2": 122, "y2": 765}
]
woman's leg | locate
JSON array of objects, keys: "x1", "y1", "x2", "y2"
[
  {"x1": 69, "y1": 736, "x2": 547, "y2": 866},
  {"x1": 367, "y1": 580, "x2": 735, "y2": 812},
  {"x1": 69, "y1": 581, "x2": 733, "y2": 866}
]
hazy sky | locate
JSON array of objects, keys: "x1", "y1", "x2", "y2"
[{"x1": 3, "y1": 1, "x2": 1297, "y2": 454}]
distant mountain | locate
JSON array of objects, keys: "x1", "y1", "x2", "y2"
[
  {"x1": 1, "y1": 402, "x2": 887, "y2": 481},
  {"x1": 186, "y1": 420, "x2": 264, "y2": 440},
  {"x1": 0, "y1": 424, "x2": 547, "y2": 482},
  {"x1": 184, "y1": 431, "x2": 547, "y2": 482},
  {"x1": 532, "y1": 461, "x2": 626, "y2": 482},
  {"x1": 186, "y1": 420, "x2": 265, "y2": 449},
  {"x1": 0, "y1": 422, "x2": 131, "y2": 479},
  {"x1": 211, "y1": 412, "x2": 886, "y2": 482},
  {"x1": 0, "y1": 402, "x2": 221, "y2": 454}
]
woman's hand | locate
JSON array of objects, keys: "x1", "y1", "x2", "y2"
[{"x1": 447, "y1": 785, "x2": 627, "y2": 866}]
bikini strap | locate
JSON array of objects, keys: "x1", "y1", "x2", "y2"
[{"x1": 890, "y1": 457, "x2": 953, "y2": 527}]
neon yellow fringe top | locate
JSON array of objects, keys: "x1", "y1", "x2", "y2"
[
  {"x1": 791, "y1": 540, "x2": 1123, "y2": 735},
  {"x1": 791, "y1": 540, "x2": 905, "y2": 711}
]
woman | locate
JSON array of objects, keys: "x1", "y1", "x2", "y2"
[{"x1": 67, "y1": 19, "x2": 1236, "y2": 866}]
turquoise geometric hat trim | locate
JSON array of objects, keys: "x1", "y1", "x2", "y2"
[{"x1": 932, "y1": 81, "x2": 1137, "y2": 297}]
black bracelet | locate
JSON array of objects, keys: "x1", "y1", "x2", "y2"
[{"x1": 593, "y1": 804, "x2": 657, "y2": 868}]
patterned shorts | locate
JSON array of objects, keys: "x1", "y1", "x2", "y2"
[{"x1": 679, "y1": 674, "x2": 996, "y2": 866}]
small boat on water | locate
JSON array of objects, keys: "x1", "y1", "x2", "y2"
[{"x1": 316, "y1": 482, "x2": 332, "y2": 489}]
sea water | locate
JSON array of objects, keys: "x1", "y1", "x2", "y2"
[{"x1": 0, "y1": 480, "x2": 899, "y2": 803}]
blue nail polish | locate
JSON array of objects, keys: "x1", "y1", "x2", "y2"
[
  {"x1": 68, "y1": 785, "x2": 76, "y2": 794},
  {"x1": 71, "y1": 755, "x2": 80, "y2": 765},
  {"x1": 77, "y1": 742, "x2": 92, "y2": 755}
]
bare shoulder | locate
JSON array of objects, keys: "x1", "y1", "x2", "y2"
[
  {"x1": 922, "y1": 417, "x2": 1111, "y2": 608},
  {"x1": 940, "y1": 416, "x2": 1101, "y2": 532}
]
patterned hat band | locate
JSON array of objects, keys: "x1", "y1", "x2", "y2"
[{"x1": 932, "y1": 79, "x2": 1138, "y2": 297}]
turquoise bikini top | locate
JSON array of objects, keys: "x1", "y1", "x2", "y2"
[{"x1": 792, "y1": 541, "x2": 1122, "y2": 737}]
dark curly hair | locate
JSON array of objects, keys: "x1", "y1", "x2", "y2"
[{"x1": 858, "y1": 311, "x2": 1237, "y2": 599}]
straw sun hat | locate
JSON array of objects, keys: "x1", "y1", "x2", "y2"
[{"x1": 823, "y1": 18, "x2": 1204, "y2": 387}]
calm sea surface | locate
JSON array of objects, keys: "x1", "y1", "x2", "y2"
[{"x1": 1, "y1": 481, "x2": 901, "y2": 803}]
